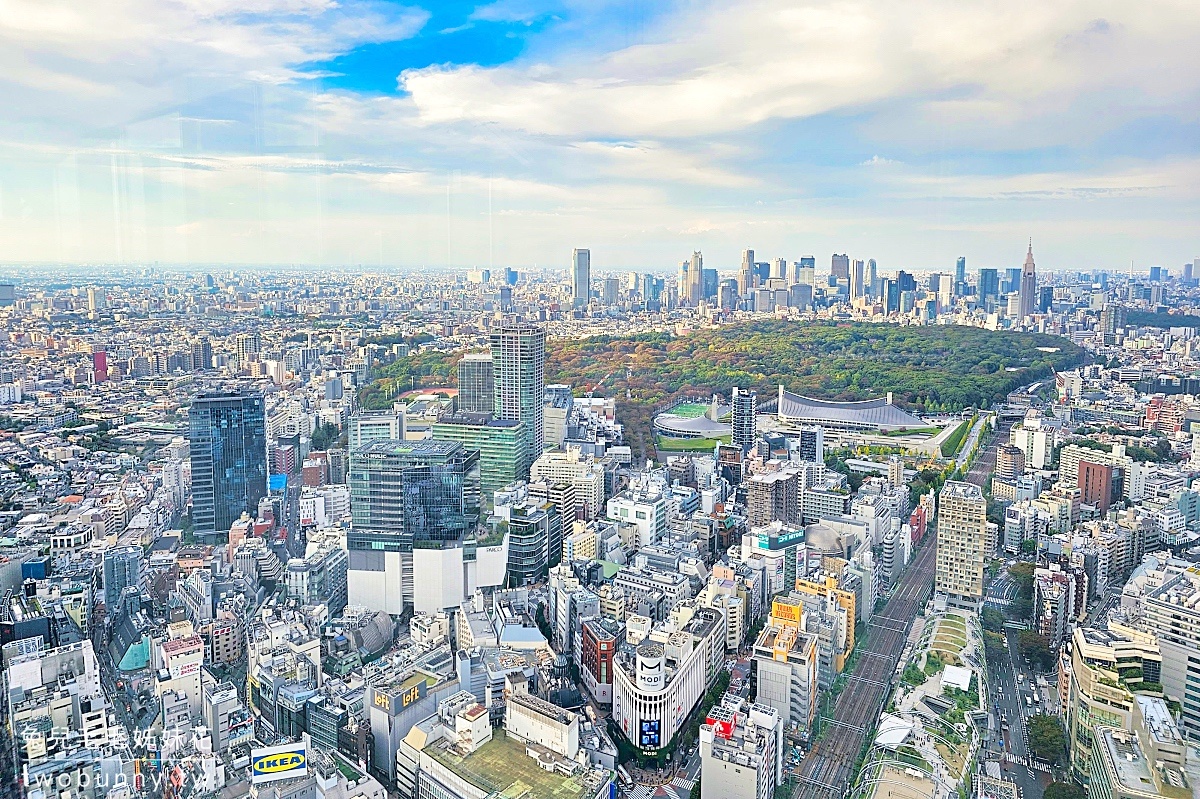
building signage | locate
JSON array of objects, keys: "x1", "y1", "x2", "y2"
[
  {"x1": 771, "y1": 600, "x2": 802, "y2": 624},
  {"x1": 639, "y1": 719, "x2": 661, "y2": 748},
  {"x1": 370, "y1": 682, "x2": 425, "y2": 716},
  {"x1": 250, "y1": 741, "x2": 308, "y2": 784}
]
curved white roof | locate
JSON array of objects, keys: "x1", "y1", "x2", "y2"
[{"x1": 777, "y1": 387, "x2": 925, "y2": 430}]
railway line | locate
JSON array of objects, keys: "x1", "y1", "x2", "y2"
[{"x1": 791, "y1": 529, "x2": 937, "y2": 799}]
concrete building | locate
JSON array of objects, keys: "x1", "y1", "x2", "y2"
[
  {"x1": 751, "y1": 622, "x2": 818, "y2": 740},
  {"x1": 699, "y1": 697, "x2": 783, "y2": 799},
  {"x1": 456, "y1": 353, "x2": 494, "y2": 416},
  {"x1": 431, "y1": 415, "x2": 525, "y2": 507},
  {"x1": 935, "y1": 481, "x2": 988, "y2": 610},
  {"x1": 491, "y1": 322, "x2": 546, "y2": 476},
  {"x1": 530, "y1": 449, "x2": 607, "y2": 521},
  {"x1": 612, "y1": 608, "x2": 723, "y2": 757},
  {"x1": 349, "y1": 410, "x2": 406, "y2": 449}
]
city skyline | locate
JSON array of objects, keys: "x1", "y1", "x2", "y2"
[{"x1": 0, "y1": 2, "x2": 1197, "y2": 269}]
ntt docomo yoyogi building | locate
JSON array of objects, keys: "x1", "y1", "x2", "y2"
[{"x1": 612, "y1": 606, "x2": 725, "y2": 756}]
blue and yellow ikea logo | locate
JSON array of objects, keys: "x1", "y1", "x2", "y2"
[{"x1": 250, "y1": 744, "x2": 308, "y2": 783}]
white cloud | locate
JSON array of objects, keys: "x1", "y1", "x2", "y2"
[{"x1": 400, "y1": 0, "x2": 1200, "y2": 145}]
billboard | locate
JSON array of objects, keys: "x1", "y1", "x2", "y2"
[
  {"x1": 639, "y1": 719, "x2": 661, "y2": 748},
  {"x1": 250, "y1": 741, "x2": 308, "y2": 784},
  {"x1": 771, "y1": 599, "x2": 802, "y2": 624}
]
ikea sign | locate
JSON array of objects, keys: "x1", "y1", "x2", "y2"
[{"x1": 250, "y1": 742, "x2": 308, "y2": 784}]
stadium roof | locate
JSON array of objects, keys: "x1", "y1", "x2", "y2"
[{"x1": 777, "y1": 386, "x2": 925, "y2": 431}]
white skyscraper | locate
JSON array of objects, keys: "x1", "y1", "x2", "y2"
[{"x1": 572, "y1": 248, "x2": 591, "y2": 308}]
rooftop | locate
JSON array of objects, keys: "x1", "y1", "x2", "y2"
[
  {"x1": 427, "y1": 728, "x2": 604, "y2": 799},
  {"x1": 777, "y1": 387, "x2": 925, "y2": 430}
]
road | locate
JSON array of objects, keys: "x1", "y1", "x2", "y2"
[
  {"x1": 790, "y1": 529, "x2": 937, "y2": 799},
  {"x1": 955, "y1": 414, "x2": 989, "y2": 470},
  {"x1": 964, "y1": 418, "x2": 1014, "y2": 487}
]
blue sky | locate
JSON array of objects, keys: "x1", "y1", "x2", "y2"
[{"x1": 0, "y1": 0, "x2": 1197, "y2": 271}]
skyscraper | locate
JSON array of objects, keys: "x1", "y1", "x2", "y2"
[
  {"x1": 457, "y1": 353, "x2": 494, "y2": 415},
  {"x1": 831, "y1": 254, "x2": 849, "y2": 281},
  {"x1": 491, "y1": 321, "x2": 546, "y2": 476},
  {"x1": 1019, "y1": 241, "x2": 1037, "y2": 319},
  {"x1": 954, "y1": 256, "x2": 966, "y2": 295},
  {"x1": 866, "y1": 259, "x2": 878, "y2": 297},
  {"x1": 978, "y1": 268, "x2": 999, "y2": 305},
  {"x1": 796, "y1": 256, "x2": 816, "y2": 286},
  {"x1": 347, "y1": 439, "x2": 481, "y2": 614},
  {"x1": 349, "y1": 439, "x2": 481, "y2": 547},
  {"x1": 740, "y1": 249, "x2": 755, "y2": 295},
  {"x1": 430, "y1": 415, "x2": 525, "y2": 507},
  {"x1": 189, "y1": 391, "x2": 267, "y2": 540},
  {"x1": 572, "y1": 248, "x2": 591, "y2": 308},
  {"x1": 731, "y1": 387, "x2": 757, "y2": 453},
  {"x1": 772, "y1": 258, "x2": 787, "y2": 280},
  {"x1": 687, "y1": 251, "x2": 704, "y2": 305},
  {"x1": 103, "y1": 545, "x2": 142, "y2": 609},
  {"x1": 935, "y1": 481, "x2": 988, "y2": 610},
  {"x1": 850, "y1": 260, "x2": 865, "y2": 301}
]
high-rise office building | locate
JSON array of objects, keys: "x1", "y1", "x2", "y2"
[
  {"x1": 935, "y1": 481, "x2": 988, "y2": 610},
  {"x1": 954, "y1": 256, "x2": 966, "y2": 294},
  {"x1": 572, "y1": 248, "x2": 591, "y2": 308},
  {"x1": 687, "y1": 251, "x2": 704, "y2": 305},
  {"x1": 740, "y1": 249, "x2": 755, "y2": 295},
  {"x1": 793, "y1": 426, "x2": 823, "y2": 463},
  {"x1": 430, "y1": 415, "x2": 525, "y2": 507},
  {"x1": 189, "y1": 391, "x2": 267, "y2": 540},
  {"x1": 771, "y1": 258, "x2": 787, "y2": 280},
  {"x1": 1099, "y1": 304, "x2": 1127, "y2": 336},
  {"x1": 978, "y1": 268, "x2": 999, "y2": 305},
  {"x1": 347, "y1": 439, "x2": 481, "y2": 614},
  {"x1": 86, "y1": 286, "x2": 105, "y2": 312},
  {"x1": 1038, "y1": 285, "x2": 1053, "y2": 314},
  {"x1": 883, "y1": 279, "x2": 899, "y2": 313},
  {"x1": 702, "y1": 269, "x2": 718, "y2": 300},
  {"x1": 731, "y1": 388, "x2": 757, "y2": 453},
  {"x1": 103, "y1": 545, "x2": 142, "y2": 609},
  {"x1": 897, "y1": 271, "x2": 916, "y2": 293},
  {"x1": 349, "y1": 439, "x2": 480, "y2": 548},
  {"x1": 491, "y1": 321, "x2": 546, "y2": 476},
  {"x1": 796, "y1": 256, "x2": 816, "y2": 286},
  {"x1": 1019, "y1": 242, "x2": 1037, "y2": 319},
  {"x1": 457, "y1": 353, "x2": 494, "y2": 416},
  {"x1": 866, "y1": 259, "x2": 878, "y2": 297},
  {"x1": 850, "y1": 260, "x2": 865, "y2": 301},
  {"x1": 831, "y1": 254, "x2": 849, "y2": 281},
  {"x1": 349, "y1": 410, "x2": 405, "y2": 449}
]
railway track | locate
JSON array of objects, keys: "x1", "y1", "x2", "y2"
[{"x1": 791, "y1": 530, "x2": 938, "y2": 799}]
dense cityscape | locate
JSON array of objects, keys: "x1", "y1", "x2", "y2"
[{"x1": 2, "y1": 247, "x2": 1199, "y2": 799}]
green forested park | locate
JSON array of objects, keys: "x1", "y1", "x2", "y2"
[{"x1": 359, "y1": 321, "x2": 1086, "y2": 459}]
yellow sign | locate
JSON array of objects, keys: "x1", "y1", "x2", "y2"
[{"x1": 772, "y1": 600, "x2": 801, "y2": 624}]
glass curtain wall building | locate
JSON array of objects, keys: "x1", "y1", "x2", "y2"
[
  {"x1": 348, "y1": 439, "x2": 481, "y2": 552},
  {"x1": 188, "y1": 391, "x2": 267, "y2": 540}
]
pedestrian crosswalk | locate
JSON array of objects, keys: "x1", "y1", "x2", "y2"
[{"x1": 624, "y1": 776, "x2": 696, "y2": 799}]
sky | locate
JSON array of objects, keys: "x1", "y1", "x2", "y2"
[{"x1": 0, "y1": 0, "x2": 1198, "y2": 273}]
